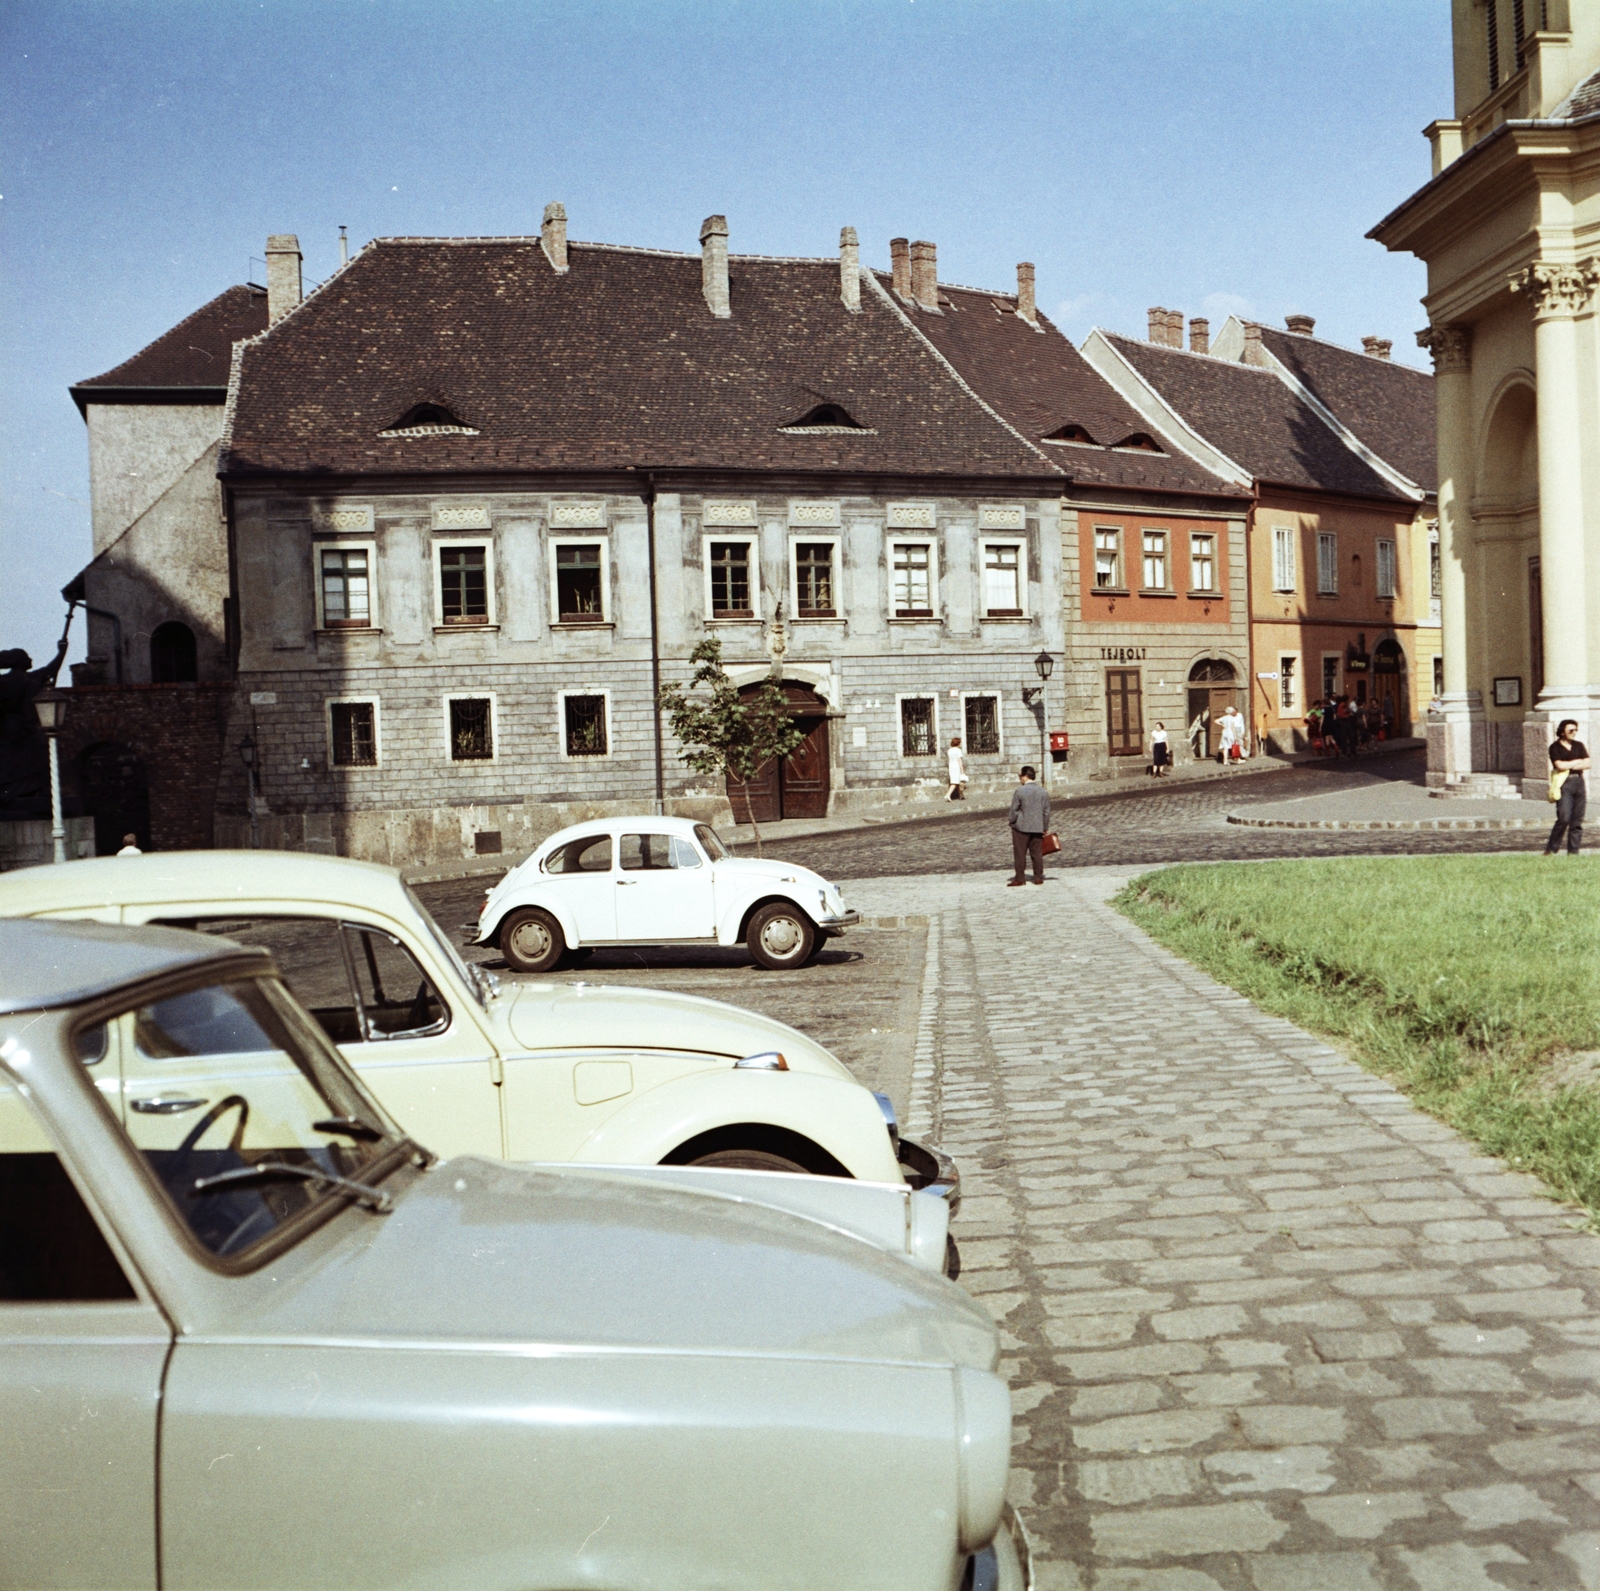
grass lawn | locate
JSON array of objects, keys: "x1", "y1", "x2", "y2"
[{"x1": 1116, "y1": 854, "x2": 1600, "y2": 1216}]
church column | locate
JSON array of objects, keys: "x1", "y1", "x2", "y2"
[
  {"x1": 1416, "y1": 324, "x2": 1481, "y2": 786},
  {"x1": 1514, "y1": 258, "x2": 1600, "y2": 783}
]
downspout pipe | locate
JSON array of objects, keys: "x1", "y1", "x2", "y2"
[{"x1": 644, "y1": 476, "x2": 665, "y2": 815}]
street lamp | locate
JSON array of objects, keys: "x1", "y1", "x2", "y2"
[
  {"x1": 1022, "y1": 652, "x2": 1056, "y2": 787},
  {"x1": 238, "y1": 736, "x2": 260, "y2": 850},
  {"x1": 33, "y1": 687, "x2": 68, "y2": 864}
]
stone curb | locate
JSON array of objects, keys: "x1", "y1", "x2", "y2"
[{"x1": 1226, "y1": 811, "x2": 1547, "y2": 831}]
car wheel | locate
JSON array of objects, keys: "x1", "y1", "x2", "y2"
[
  {"x1": 500, "y1": 908, "x2": 566, "y2": 974},
  {"x1": 747, "y1": 902, "x2": 816, "y2": 970},
  {"x1": 687, "y1": 1147, "x2": 810, "y2": 1174}
]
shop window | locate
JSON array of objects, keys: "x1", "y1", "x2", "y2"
[
  {"x1": 892, "y1": 543, "x2": 934, "y2": 617},
  {"x1": 1190, "y1": 533, "x2": 1216, "y2": 593},
  {"x1": 964, "y1": 695, "x2": 1000, "y2": 755},
  {"x1": 983, "y1": 544, "x2": 1022, "y2": 615},
  {"x1": 448, "y1": 697, "x2": 493, "y2": 761},
  {"x1": 1272, "y1": 527, "x2": 1296, "y2": 593},
  {"x1": 563, "y1": 694, "x2": 609, "y2": 757},
  {"x1": 795, "y1": 543, "x2": 836, "y2": 616},
  {"x1": 708, "y1": 541, "x2": 754, "y2": 618},
  {"x1": 900, "y1": 697, "x2": 937, "y2": 756},
  {"x1": 1317, "y1": 533, "x2": 1339, "y2": 595},
  {"x1": 1094, "y1": 528, "x2": 1122, "y2": 589},
  {"x1": 555, "y1": 543, "x2": 605, "y2": 623},
  {"x1": 320, "y1": 548, "x2": 371, "y2": 627},
  {"x1": 329, "y1": 701, "x2": 378, "y2": 767},
  {"x1": 1105, "y1": 669, "x2": 1143, "y2": 756},
  {"x1": 439, "y1": 545, "x2": 489, "y2": 624},
  {"x1": 1142, "y1": 531, "x2": 1168, "y2": 591}
]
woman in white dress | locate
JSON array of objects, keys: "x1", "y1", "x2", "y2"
[
  {"x1": 1216, "y1": 711, "x2": 1238, "y2": 764},
  {"x1": 1150, "y1": 723, "x2": 1171, "y2": 776},
  {"x1": 946, "y1": 736, "x2": 968, "y2": 801}
]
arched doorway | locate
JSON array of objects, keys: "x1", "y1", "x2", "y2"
[
  {"x1": 1372, "y1": 640, "x2": 1408, "y2": 737},
  {"x1": 1186, "y1": 659, "x2": 1238, "y2": 759},
  {"x1": 150, "y1": 622, "x2": 197, "y2": 683},
  {"x1": 728, "y1": 682, "x2": 831, "y2": 823},
  {"x1": 77, "y1": 741, "x2": 150, "y2": 857}
]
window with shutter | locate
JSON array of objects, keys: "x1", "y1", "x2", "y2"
[
  {"x1": 1105, "y1": 669, "x2": 1143, "y2": 756},
  {"x1": 1376, "y1": 539, "x2": 1396, "y2": 598},
  {"x1": 1317, "y1": 533, "x2": 1339, "y2": 595},
  {"x1": 1272, "y1": 527, "x2": 1296, "y2": 593}
]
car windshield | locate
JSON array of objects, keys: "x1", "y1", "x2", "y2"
[
  {"x1": 694, "y1": 823, "x2": 728, "y2": 860},
  {"x1": 404, "y1": 884, "x2": 483, "y2": 1007},
  {"x1": 106, "y1": 973, "x2": 409, "y2": 1263}
]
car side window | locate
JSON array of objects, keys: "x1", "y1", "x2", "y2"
[
  {"x1": 0, "y1": 1073, "x2": 135, "y2": 1303},
  {"x1": 341, "y1": 926, "x2": 448, "y2": 1039},
  {"x1": 670, "y1": 836, "x2": 703, "y2": 869},
  {"x1": 620, "y1": 833, "x2": 682, "y2": 871},
  {"x1": 544, "y1": 835, "x2": 613, "y2": 874}
]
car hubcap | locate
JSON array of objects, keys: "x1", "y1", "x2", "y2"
[
  {"x1": 510, "y1": 921, "x2": 552, "y2": 961},
  {"x1": 761, "y1": 916, "x2": 802, "y2": 957}
]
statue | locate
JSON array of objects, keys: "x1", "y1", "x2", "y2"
[
  {"x1": 0, "y1": 608, "x2": 74, "y2": 819},
  {"x1": 764, "y1": 602, "x2": 789, "y2": 677}
]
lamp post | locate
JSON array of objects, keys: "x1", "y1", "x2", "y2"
[
  {"x1": 238, "y1": 736, "x2": 259, "y2": 850},
  {"x1": 33, "y1": 687, "x2": 68, "y2": 864},
  {"x1": 1022, "y1": 651, "x2": 1055, "y2": 787}
]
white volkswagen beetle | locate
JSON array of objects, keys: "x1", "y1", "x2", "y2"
[{"x1": 476, "y1": 816, "x2": 859, "y2": 973}]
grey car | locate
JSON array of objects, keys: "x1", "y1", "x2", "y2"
[{"x1": 0, "y1": 918, "x2": 1030, "y2": 1591}]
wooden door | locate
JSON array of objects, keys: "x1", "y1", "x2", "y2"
[
  {"x1": 780, "y1": 717, "x2": 830, "y2": 818},
  {"x1": 1105, "y1": 669, "x2": 1144, "y2": 757},
  {"x1": 727, "y1": 759, "x2": 780, "y2": 825}
]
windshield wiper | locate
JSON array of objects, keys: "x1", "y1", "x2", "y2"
[
  {"x1": 190, "y1": 1161, "x2": 393, "y2": 1213},
  {"x1": 312, "y1": 1116, "x2": 384, "y2": 1142}
]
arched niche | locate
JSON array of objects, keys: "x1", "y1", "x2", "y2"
[{"x1": 1477, "y1": 375, "x2": 1538, "y2": 519}]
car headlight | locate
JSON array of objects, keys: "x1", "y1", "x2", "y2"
[{"x1": 955, "y1": 1368, "x2": 1012, "y2": 1553}]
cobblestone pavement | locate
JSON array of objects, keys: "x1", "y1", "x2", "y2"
[
  {"x1": 850, "y1": 866, "x2": 1600, "y2": 1590},
  {"x1": 758, "y1": 754, "x2": 1564, "y2": 879}
]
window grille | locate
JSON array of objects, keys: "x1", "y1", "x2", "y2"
[
  {"x1": 900, "y1": 697, "x2": 936, "y2": 756},
  {"x1": 1190, "y1": 533, "x2": 1216, "y2": 592},
  {"x1": 321, "y1": 548, "x2": 371, "y2": 627},
  {"x1": 1142, "y1": 530, "x2": 1167, "y2": 591},
  {"x1": 556, "y1": 544, "x2": 604, "y2": 622},
  {"x1": 1094, "y1": 528, "x2": 1121, "y2": 589},
  {"x1": 1272, "y1": 527, "x2": 1297, "y2": 593},
  {"x1": 439, "y1": 545, "x2": 487, "y2": 623},
  {"x1": 330, "y1": 702, "x2": 376, "y2": 767},
  {"x1": 448, "y1": 698, "x2": 493, "y2": 761},
  {"x1": 892, "y1": 544, "x2": 933, "y2": 617},
  {"x1": 1323, "y1": 655, "x2": 1341, "y2": 701},
  {"x1": 564, "y1": 694, "x2": 608, "y2": 757},
  {"x1": 964, "y1": 695, "x2": 1000, "y2": 755},
  {"x1": 1376, "y1": 539, "x2": 1397, "y2": 598},
  {"x1": 795, "y1": 543, "x2": 835, "y2": 616},
  {"x1": 1317, "y1": 533, "x2": 1339, "y2": 596},
  {"x1": 983, "y1": 544, "x2": 1022, "y2": 615},
  {"x1": 709, "y1": 542, "x2": 753, "y2": 617},
  {"x1": 1279, "y1": 656, "x2": 1298, "y2": 714},
  {"x1": 1429, "y1": 536, "x2": 1442, "y2": 600}
]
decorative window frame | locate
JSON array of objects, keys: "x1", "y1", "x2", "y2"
[
  {"x1": 979, "y1": 536, "x2": 1029, "y2": 618},
  {"x1": 312, "y1": 539, "x2": 379, "y2": 631},
  {"x1": 788, "y1": 533, "x2": 842, "y2": 620},
  {"x1": 959, "y1": 691, "x2": 1005, "y2": 757},
  {"x1": 313, "y1": 504, "x2": 374, "y2": 535},
  {"x1": 887, "y1": 535, "x2": 941, "y2": 620},
  {"x1": 1189, "y1": 530, "x2": 1218, "y2": 594},
  {"x1": 703, "y1": 500, "x2": 758, "y2": 528},
  {"x1": 548, "y1": 501, "x2": 608, "y2": 530},
  {"x1": 895, "y1": 692, "x2": 940, "y2": 757},
  {"x1": 886, "y1": 502, "x2": 937, "y2": 530},
  {"x1": 701, "y1": 533, "x2": 762, "y2": 622},
  {"x1": 788, "y1": 500, "x2": 841, "y2": 529},
  {"x1": 431, "y1": 504, "x2": 491, "y2": 532},
  {"x1": 1091, "y1": 525, "x2": 1125, "y2": 593},
  {"x1": 1271, "y1": 525, "x2": 1298, "y2": 594},
  {"x1": 432, "y1": 535, "x2": 497, "y2": 629},
  {"x1": 548, "y1": 536, "x2": 611, "y2": 627},
  {"x1": 1277, "y1": 652, "x2": 1301, "y2": 716},
  {"x1": 1316, "y1": 532, "x2": 1339, "y2": 597},
  {"x1": 324, "y1": 695, "x2": 382, "y2": 769},
  {"x1": 558, "y1": 687, "x2": 614, "y2": 761},
  {"x1": 1321, "y1": 651, "x2": 1344, "y2": 700},
  {"x1": 1139, "y1": 528, "x2": 1172, "y2": 594},
  {"x1": 1376, "y1": 538, "x2": 1398, "y2": 599},
  {"x1": 443, "y1": 691, "x2": 499, "y2": 765},
  {"x1": 979, "y1": 504, "x2": 1027, "y2": 532}
]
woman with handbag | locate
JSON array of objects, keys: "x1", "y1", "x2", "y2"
[{"x1": 1544, "y1": 720, "x2": 1590, "y2": 856}]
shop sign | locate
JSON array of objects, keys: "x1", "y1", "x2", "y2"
[{"x1": 1098, "y1": 645, "x2": 1148, "y2": 662}]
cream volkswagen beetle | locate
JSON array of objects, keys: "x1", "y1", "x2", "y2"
[
  {"x1": 0, "y1": 917, "x2": 1030, "y2": 1590},
  {"x1": 476, "y1": 816, "x2": 859, "y2": 973},
  {"x1": 0, "y1": 852, "x2": 959, "y2": 1265}
]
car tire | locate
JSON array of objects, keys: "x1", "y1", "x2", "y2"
[
  {"x1": 687, "y1": 1147, "x2": 810, "y2": 1174},
  {"x1": 746, "y1": 902, "x2": 816, "y2": 971},
  {"x1": 500, "y1": 908, "x2": 566, "y2": 974}
]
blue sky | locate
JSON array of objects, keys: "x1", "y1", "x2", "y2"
[{"x1": 1, "y1": 0, "x2": 1451, "y2": 665}]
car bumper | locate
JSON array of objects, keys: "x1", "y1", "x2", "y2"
[
  {"x1": 966, "y1": 1505, "x2": 1033, "y2": 1591},
  {"x1": 897, "y1": 1134, "x2": 960, "y2": 1216},
  {"x1": 817, "y1": 907, "x2": 861, "y2": 935}
]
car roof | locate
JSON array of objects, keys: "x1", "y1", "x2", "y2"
[
  {"x1": 0, "y1": 917, "x2": 256, "y2": 1015},
  {"x1": 538, "y1": 816, "x2": 709, "y2": 848},
  {"x1": 0, "y1": 849, "x2": 410, "y2": 916}
]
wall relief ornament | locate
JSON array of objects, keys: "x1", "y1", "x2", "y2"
[
  {"x1": 1509, "y1": 259, "x2": 1600, "y2": 319},
  {"x1": 1415, "y1": 325, "x2": 1472, "y2": 372}
]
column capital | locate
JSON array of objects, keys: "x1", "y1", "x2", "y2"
[
  {"x1": 1509, "y1": 258, "x2": 1600, "y2": 319},
  {"x1": 1415, "y1": 324, "x2": 1472, "y2": 372}
]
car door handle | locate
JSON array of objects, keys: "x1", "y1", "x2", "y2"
[
  {"x1": 130, "y1": 1096, "x2": 209, "y2": 1115},
  {"x1": 616, "y1": 879, "x2": 637, "y2": 885}
]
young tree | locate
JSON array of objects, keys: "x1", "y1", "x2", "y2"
[{"x1": 658, "y1": 638, "x2": 804, "y2": 856}]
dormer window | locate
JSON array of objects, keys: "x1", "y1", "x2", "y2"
[
  {"x1": 1042, "y1": 424, "x2": 1099, "y2": 446},
  {"x1": 779, "y1": 402, "x2": 873, "y2": 434},
  {"x1": 381, "y1": 402, "x2": 480, "y2": 437},
  {"x1": 1110, "y1": 432, "x2": 1164, "y2": 453}
]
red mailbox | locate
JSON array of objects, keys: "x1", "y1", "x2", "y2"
[{"x1": 1048, "y1": 731, "x2": 1070, "y2": 752}]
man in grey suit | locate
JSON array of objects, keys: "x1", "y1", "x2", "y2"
[{"x1": 1007, "y1": 766, "x2": 1051, "y2": 886}]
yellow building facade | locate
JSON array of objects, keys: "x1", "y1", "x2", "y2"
[{"x1": 1373, "y1": 0, "x2": 1600, "y2": 793}]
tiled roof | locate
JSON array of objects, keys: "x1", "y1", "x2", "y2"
[
  {"x1": 1256, "y1": 327, "x2": 1436, "y2": 494},
  {"x1": 890, "y1": 277, "x2": 1239, "y2": 499},
  {"x1": 75, "y1": 284, "x2": 269, "y2": 394},
  {"x1": 1556, "y1": 68, "x2": 1600, "y2": 120},
  {"x1": 220, "y1": 241, "x2": 1062, "y2": 483},
  {"x1": 1104, "y1": 334, "x2": 1410, "y2": 501}
]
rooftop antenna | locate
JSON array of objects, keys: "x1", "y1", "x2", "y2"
[{"x1": 339, "y1": 225, "x2": 349, "y2": 266}]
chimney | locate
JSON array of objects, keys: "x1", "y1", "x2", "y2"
[
  {"x1": 838, "y1": 227, "x2": 861, "y2": 313},
  {"x1": 541, "y1": 201, "x2": 568, "y2": 274},
  {"x1": 1242, "y1": 323, "x2": 1266, "y2": 366},
  {"x1": 890, "y1": 237, "x2": 911, "y2": 298},
  {"x1": 1148, "y1": 306, "x2": 1169, "y2": 344},
  {"x1": 1188, "y1": 317, "x2": 1210, "y2": 355},
  {"x1": 1167, "y1": 309, "x2": 1185, "y2": 347},
  {"x1": 1016, "y1": 262, "x2": 1037, "y2": 325},
  {"x1": 1362, "y1": 335, "x2": 1393, "y2": 360},
  {"x1": 265, "y1": 235, "x2": 302, "y2": 324},
  {"x1": 1285, "y1": 313, "x2": 1316, "y2": 336},
  {"x1": 700, "y1": 214, "x2": 730, "y2": 318},
  {"x1": 910, "y1": 240, "x2": 938, "y2": 311}
]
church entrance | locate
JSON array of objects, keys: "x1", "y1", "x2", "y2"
[
  {"x1": 727, "y1": 682, "x2": 831, "y2": 822},
  {"x1": 1186, "y1": 659, "x2": 1238, "y2": 759}
]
